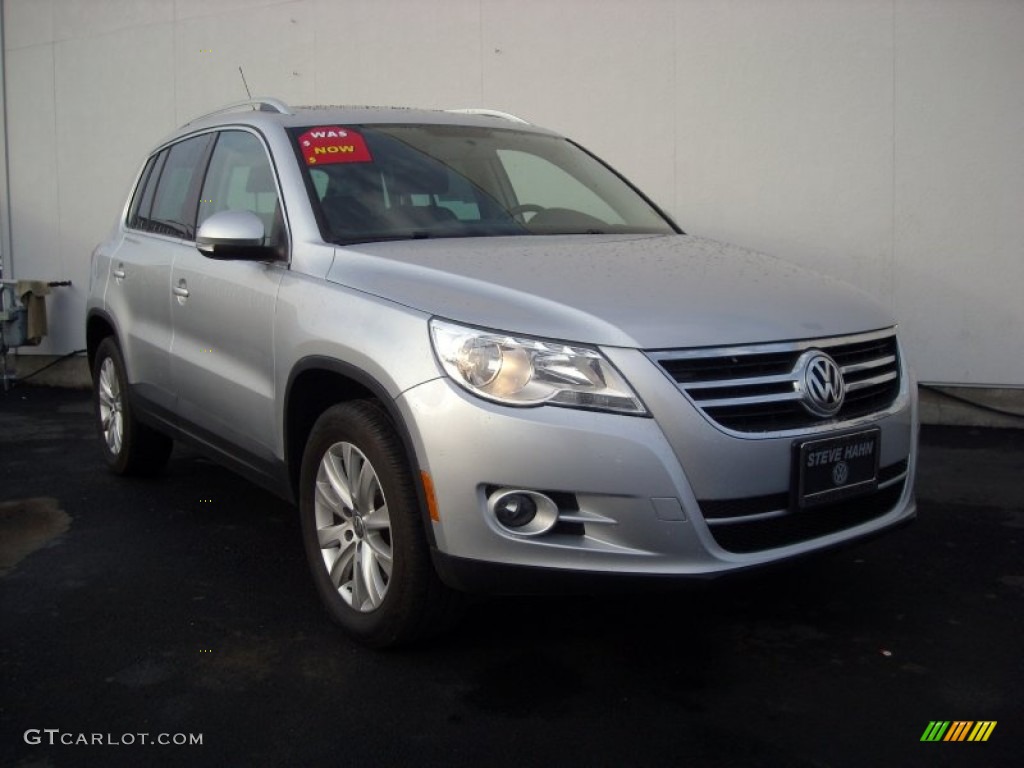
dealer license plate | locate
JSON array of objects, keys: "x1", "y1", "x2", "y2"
[{"x1": 796, "y1": 429, "x2": 880, "y2": 508}]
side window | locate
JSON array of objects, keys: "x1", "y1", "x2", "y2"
[
  {"x1": 126, "y1": 154, "x2": 161, "y2": 230},
  {"x1": 198, "y1": 130, "x2": 285, "y2": 251},
  {"x1": 146, "y1": 135, "x2": 211, "y2": 239},
  {"x1": 309, "y1": 168, "x2": 330, "y2": 200},
  {"x1": 496, "y1": 149, "x2": 623, "y2": 225}
]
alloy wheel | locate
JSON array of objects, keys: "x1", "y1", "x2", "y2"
[
  {"x1": 314, "y1": 442, "x2": 393, "y2": 612},
  {"x1": 97, "y1": 357, "x2": 123, "y2": 456}
]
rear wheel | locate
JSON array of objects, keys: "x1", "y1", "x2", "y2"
[
  {"x1": 93, "y1": 337, "x2": 172, "y2": 475},
  {"x1": 300, "y1": 401, "x2": 459, "y2": 647}
]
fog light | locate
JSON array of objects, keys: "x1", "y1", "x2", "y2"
[
  {"x1": 494, "y1": 493, "x2": 537, "y2": 528},
  {"x1": 487, "y1": 489, "x2": 559, "y2": 536}
]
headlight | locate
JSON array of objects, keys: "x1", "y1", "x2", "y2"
[{"x1": 430, "y1": 319, "x2": 646, "y2": 415}]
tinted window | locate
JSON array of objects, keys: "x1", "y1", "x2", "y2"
[
  {"x1": 127, "y1": 152, "x2": 166, "y2": 231},
  {"x1": 144, "y1": 135, "x2": 211, "y2": 239},
  {"x1": 198, "y1": 130, "x2": 285, "y2": 253},
  {"x1": 291, "y1": 124, "x2": 675, "y2": 245}
]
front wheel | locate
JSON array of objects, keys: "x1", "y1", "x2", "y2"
[
  {"x1": 299, "y1": 401, "x2": 459, "y2": 647},
  {"x1": 92, "y1": 337, "x2": 172, "y2": 475}
]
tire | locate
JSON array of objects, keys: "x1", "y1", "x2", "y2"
[
  {"x1": 299, "y1": 400, "x2": 459, "y2": 647},
  {"x1": 92, "y1": 337, "x2": 173, "y2": 475}
]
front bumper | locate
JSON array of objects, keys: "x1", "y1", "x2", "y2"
[{"x1": 397, "y1": 348, "x2": 917, "y2": 588}]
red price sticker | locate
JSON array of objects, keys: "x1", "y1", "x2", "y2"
[{"x1": 298, "y1": 127, "x2": 373, "y2": 165}]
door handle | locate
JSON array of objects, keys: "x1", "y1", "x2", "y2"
[
  {"x1": 173, "y1": 281, "x2": 190, "y2": 299},
  {"x1": 112, "y1": 264, "x2": 126, "y2": 280}
]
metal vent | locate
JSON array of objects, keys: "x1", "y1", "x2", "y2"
[
  {"x1": 706, "y1": 480, "x2": 906, "y2": 553},
  {"x1": 649, "y1": 329, "x2": 902, "y2": 435},
  {"x1": 699, "y1": 460, "x2": 909, "y2": 523}
]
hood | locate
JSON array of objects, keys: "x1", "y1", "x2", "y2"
[{"x1": 326, "y1": 234, "x2": 893, "y2": 349}]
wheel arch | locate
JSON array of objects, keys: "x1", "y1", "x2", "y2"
[
  {"x1": 86, "y1": 310, "x2": 120, "y2": 375},
  {"x1": 283, "y1": 357, "x2": 437, "y2": 545}
]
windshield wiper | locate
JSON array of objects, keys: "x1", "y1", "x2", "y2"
[{"x1": 332, "y1": 231, "x2": 434, "y2": 246}]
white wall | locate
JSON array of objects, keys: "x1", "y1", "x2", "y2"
[{"x1": 2, "y1": 0, "x2": 1021, "y2": 385}]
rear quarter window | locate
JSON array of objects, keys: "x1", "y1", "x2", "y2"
[{"x1": 127, "y1": 152, "x2": 164, "y2": 230}]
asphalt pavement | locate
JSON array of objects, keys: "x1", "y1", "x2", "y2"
[{"x1": 1, "y1": 385, "x2": 1021, "y2": 767}]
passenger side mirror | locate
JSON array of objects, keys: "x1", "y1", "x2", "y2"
[{"x1": 196, "y1": 210, "x2": 280, "y2": 261}]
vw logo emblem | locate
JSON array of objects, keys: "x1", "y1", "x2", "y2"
[
  {"x1": 832, "y1": 461, "x2": 849, "y2": 486},
  {"x1": 799, "y1": 351, "x2": 845, "y2": 417}
]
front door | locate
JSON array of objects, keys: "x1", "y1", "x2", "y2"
[{"x1": 169, "y1": 129, "x2": 287, "y2": 466}]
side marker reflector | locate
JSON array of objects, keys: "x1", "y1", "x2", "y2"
[{"x1": 421, "y1": 471, "x2": 440, "y2": 522}]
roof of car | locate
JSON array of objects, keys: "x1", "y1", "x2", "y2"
[{"x1": 173, "y1": 98, "x2": 559, "y2": 139}]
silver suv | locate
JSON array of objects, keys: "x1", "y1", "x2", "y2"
[{"x1": 87, "y1": 98, "x2": 917, "y2": 646}]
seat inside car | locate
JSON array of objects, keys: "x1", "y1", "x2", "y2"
[
  {"x1": 386, "y1": 157, "x2": 458, "y2": 226},
  {"x1": 324, "y1": 165, "x2": 391, "y2": 230}
]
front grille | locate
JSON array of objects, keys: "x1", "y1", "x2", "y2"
[
  {"x1": 650, "y1": 329, "x2": 902, "y2": 434},
  {"x1": 707, "y1": 480, "x2": 906, "y2": 554}
]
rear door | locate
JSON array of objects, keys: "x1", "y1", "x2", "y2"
[
  {"x1": 169, "y1": 129, "x2": 287, "y2": 466},
  {"x1": 106, "y1": 134, "x2": 211, "y2": 413}
]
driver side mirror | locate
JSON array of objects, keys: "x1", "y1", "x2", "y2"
[{"x1": 196, "y1": 210, "x2": 281, "y2": 261}]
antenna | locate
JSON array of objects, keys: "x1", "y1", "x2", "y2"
[{"x1": 239, "y1": 67, "x2": 252, "y2": 99}]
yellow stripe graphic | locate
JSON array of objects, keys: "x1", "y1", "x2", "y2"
[{"x1": 967, "y1": 721, "x2": 997, "y2": 742}]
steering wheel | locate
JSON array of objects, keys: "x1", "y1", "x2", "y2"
[{"x1": 508, "y1": 203, "x2": 546, "y2": 221}]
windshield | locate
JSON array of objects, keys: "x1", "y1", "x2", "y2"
[{"x1": 290, "y1": 123, "x2": 677, "y2": 244}]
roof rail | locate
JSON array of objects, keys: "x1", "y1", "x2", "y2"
[
  {"x1": 447, "y1": 108, "x2": 530, "y2": 125},
  {"x1": 184, "y1": 97, "x2": 293, "y2": 125}
]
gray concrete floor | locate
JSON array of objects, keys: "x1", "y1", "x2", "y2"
[{"x1": 1, "y1": 386, "x2": 1021, "y2": 767}]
